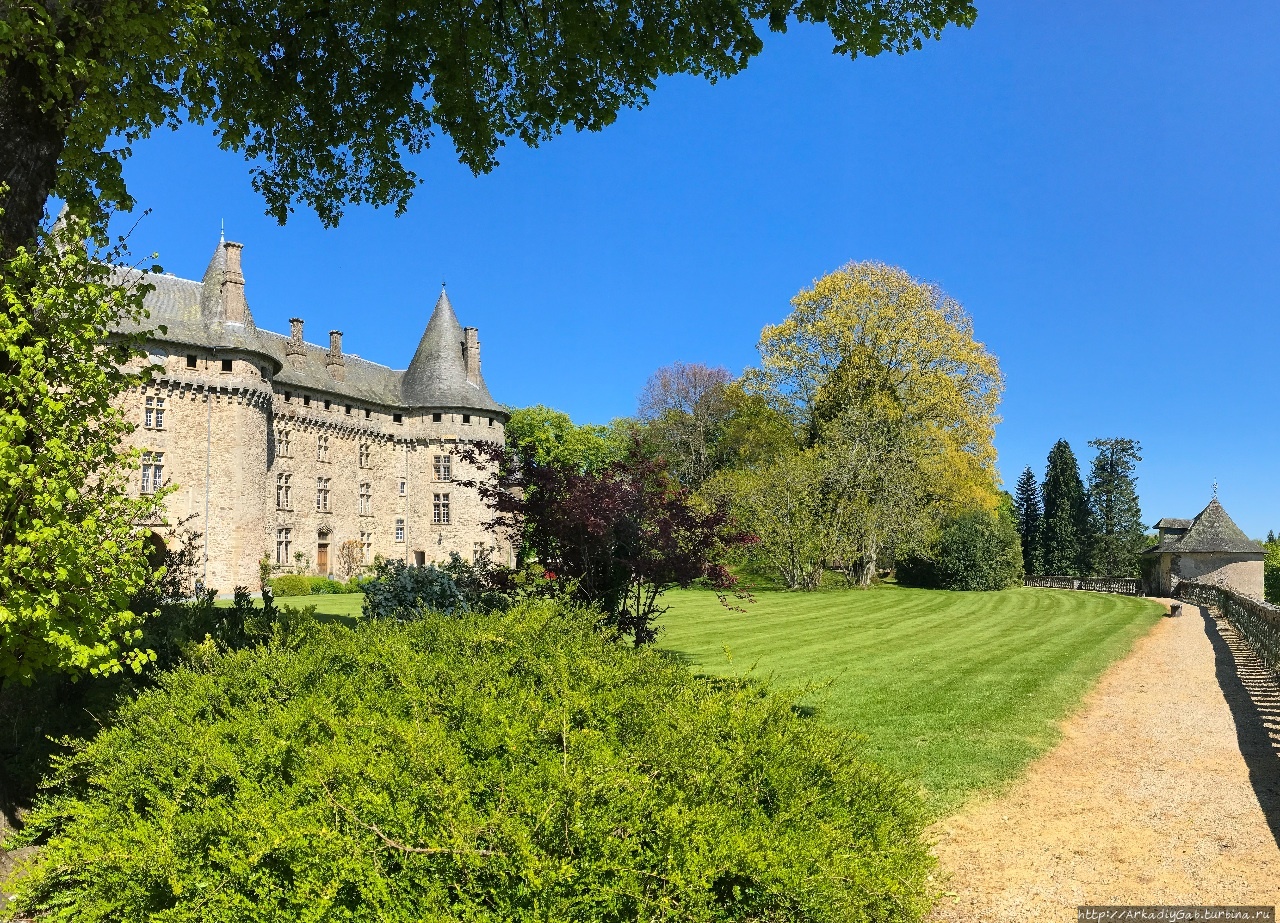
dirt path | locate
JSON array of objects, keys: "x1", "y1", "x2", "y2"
[{"x1": 930, "y1": 603, "x2": 1280, "y2": 920}]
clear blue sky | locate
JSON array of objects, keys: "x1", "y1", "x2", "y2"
[{"x1": 107, "y1": 0, "x2": 1280, "y2": 537}]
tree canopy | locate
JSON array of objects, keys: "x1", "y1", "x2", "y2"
[{"x1": 1, "y1": 0, "x2": 977, "y2": 252}]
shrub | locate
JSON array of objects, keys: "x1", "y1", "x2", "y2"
[
  {"x1": 308, "y1": 576, "x2": 351, "y2": 595},
  {"x1": 8, "y1": 604, "x2": 932, "y2": 922},
  {"x1": 361, "y1": 557, "x2": 468, "y2": 618},
  {"x1": 1265, "y1": 543, "x2": 1279, "y2": 605},
  {"x1": 271, "y1": 574, "x2": 312, "y2": 597},
  {"x1": 899, "y1": 509, "x2": 1023, "y2": 591}
]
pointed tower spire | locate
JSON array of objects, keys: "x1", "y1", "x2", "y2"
[{"x1": 199, "y1": 236, "x2": 253, "y2": 326}]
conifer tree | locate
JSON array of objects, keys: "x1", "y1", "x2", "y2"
[
  {"x1": 1040, "y1": 440, "x2": 1089, "y2": 576},
  {"x1": 1268, "y1": 529, "x2": 1276, "y2": 544},
  {"x1": 1085, "y1": 438, "x2": 1146, "y2": 577},
  {"x1": 1013, "y1": 466, "x2": 1043, "y2": 576}
]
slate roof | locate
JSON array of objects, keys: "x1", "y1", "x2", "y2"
[
  {"x1": 1144, "y1": 500, "x2": 1264, "y2": 556},
  {"x1": 113, "y1": 241, "x2": 505, "y2": 414},
  {"x1": 1154, "y1": 518, "x2": 1192, "y2": 530}
]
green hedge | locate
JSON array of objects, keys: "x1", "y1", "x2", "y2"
[
  {"x1": 899, "y1": 508, "x2": 1024, "y2": 591},
  {"x1": 9, "y1": 604, "x2": 933, "y2": 923},
  {"x1": 1265, "y1": 543, "x2": 1279, "y2": 605},
  {"x1": 270, "y1": 574, "x2": 312, "y2": 597}
]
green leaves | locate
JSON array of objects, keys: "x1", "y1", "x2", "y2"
[
  {"x1": 0, "y1": 215, "x2": 165, "y2": 683},
  {"x1": 8, "y1": 605, "x2": 934, "y2": 922}
]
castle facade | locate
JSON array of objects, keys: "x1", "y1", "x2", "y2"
[{"x1": 119, "y1": 238, "x2": 508, "y2": 592}]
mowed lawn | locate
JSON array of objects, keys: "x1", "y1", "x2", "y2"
[
  {"x1": 658, "y1": 585, "x2": 1164, "y2": 814},
  {"x1": 217, "y1": 593, "x2": 366, "y2": 619}
]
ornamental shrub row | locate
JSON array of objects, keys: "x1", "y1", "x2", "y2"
[
  {"x1": 270, "y1": 575, "x2": 362, "y2": 597},
  {"x1": 8, "y1": 602, "x2": 934, "y2": 923}
]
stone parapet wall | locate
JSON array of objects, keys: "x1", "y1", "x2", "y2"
[
  {"x1": 1024, "y1": 576, "x2": 1142, "y2": 596},
  {"x1": 1176, "y1": 580, "x2": 1280, "y2": 678}
]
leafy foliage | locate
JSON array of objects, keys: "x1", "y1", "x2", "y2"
[
  {"x1": 898, "y1": 507, "x2": 1023, "y2": 591},
  {"x1": 637, "y1": 361, "x2": 733, "y2": 488},
  {"x1": 1040, "y1": 440, "x2": 1090, "y2": 577},
  {"x1": 1265, "y1": 542, "x2": 1279, "y2": 606},
  {"x1": 361, "y1": 553, "x2": 510, "y2": 620},
  {"x1": 1, "y1": 0, "x2": 977, "y2": 251},
  {"x1": 504, "y1": 405, "x2": 626, "y2": 474},
  {"x1": 1084, "y1": 438, "x2": 1146, "y2": 577},
  {"x1": 461, "y1": 441, "x2": 750, "y2": 644},
  {"x1": 0, "y1": 217, "x2": 165, "y2": 684},
  {"x1": 270, "y1": 574, "x2": 312, "y2": 597},
  {"x1": 8, "y1": 605, "x2": 934, "y2": 923}
]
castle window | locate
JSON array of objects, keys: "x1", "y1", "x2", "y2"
[
  {"x1": 303, "y1": 395, "x2": 311, "y2": 407},
  {"x1": 462, "y1": 414, "x2": 471, "y2": 425},
  {"x1": 186, "y1": 354, "x2": 197, "y2": 369},
  {"x1": 433, "y1": 493, "x2": 450, "y2": 525},
  {"x1": 140, "y1": 451, "x2": 163, "y2": 494},
  {"x1": 359, "y1": 482, "x2": 372, "y2": 516},
  {"x1": 488, "y1": 417, "x2": 494, "y2": 427},
  {"x1": 360, "y1": 531, "x2": 372, "y2": 562},
  {"x1": 395, "y1": 518, "x2": 405, "y2": 542},
  {"x1": 221, "y1": 358, "x2": 233, "y2": 373},
  {"x1": 433, "y1": 455, "x2": 452, "y2": 481},
  {"x1": 364, "y1": 408, "x2": 371, "y2": 419},
  {"x1": 284, "y1": 392, "x2": 292, "y2": 403},
  {"x1": 393, "y1": 413, "x2": 403, "y2": 424},
  {"x1": 345, "y1": 405, "x2": 352, "y2": 415},
  {"x1": 278, "y1": 428, "x2": 291, "y2": 457},
  {"x1": 144, "y1": 395, "x2": 165, "y2": 430},
  {"x1": 276, "y1": 473, "x2": 292, "y2": 510},
  {"x1": 358, "y1": 443, "x2": 371, "y2": 467},
  {"x1": 398, "y1": 478, "x2": 406, "y2": 496},
  {"x1": 316, "y1": 477, "x2": 331, "y2": 512},
  {"x1": 323, "y1": 399, "x2": 331, "y2": 411},
  {"x1": 276, "y1": 528, "x2": 292, "y2": 565},
  {"x1": 317, "y1": 434, "x2": 329, "y2": 462},
  {"x1": 431, "y1": 413, "x2": 442, "y2": 423}
]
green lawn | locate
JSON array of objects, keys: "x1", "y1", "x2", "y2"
[
  {"x1": 218, "y1": 593, "x2": 366, "y2": 618},
  {"x1": 658, "y1": 585, "x2": 1163, "y2": 814}
]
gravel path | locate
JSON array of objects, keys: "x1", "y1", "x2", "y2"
[{"x1": 929, "y1": 602, "x2": 1280, "y2": 920}]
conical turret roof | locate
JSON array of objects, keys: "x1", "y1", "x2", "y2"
[
  {"x1": 401, "y1": 290, "x2": 502, "y2": 410},
  {"x1": 1175, "y1": 498, "x2": 1263, "y2": 554}
]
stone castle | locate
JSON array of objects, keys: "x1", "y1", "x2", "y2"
[
  {"x1": 118, "y1": 237, "x2": 508, "y2": 591},
  {"x1": 1142, "y1": 498, "x2": 1266, "y2": 599}
]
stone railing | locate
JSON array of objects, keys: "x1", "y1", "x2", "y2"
[
  {"x1": 1024, "y1": 576, "x2": 1142, "y2": 596},
  {"x1": 1175, "y1": 580, "x2": 1280, "y2": 678}
]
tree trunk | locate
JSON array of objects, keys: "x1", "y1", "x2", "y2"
[
  {"x1": 0, "y1": 60, "x2": 69, "y2": 257},
  {"x1": 855, "y1": 541, "x2": 877, "y2": 587}
]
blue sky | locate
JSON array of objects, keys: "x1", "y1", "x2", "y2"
[{"x1": 107, "y1": 0, "x2": 1280, "y2": 537}]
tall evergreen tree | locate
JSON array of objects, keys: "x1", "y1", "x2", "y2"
[
  {"x1": 1013, "y1": 466, "x2": 1043, "y2": 575},
  {"x1": 1040, "y1": 440, "x2": 1089, "y2": 576},
  {"x1": 1085, "y1": 438, "x2": 1146, "y2": 577},
  {"x1": 1268, "y1": 529, "x2": 1276, "y2": 544}
]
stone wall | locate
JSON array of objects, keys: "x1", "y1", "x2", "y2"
[
  {"x1": 1170, "y1": 553, "x2": 1265, "y2": 601},
  {"x1": 123, "y1": 349, "x2": 507, "y2": 593}
]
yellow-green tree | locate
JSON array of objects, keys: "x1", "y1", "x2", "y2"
[{"x1": 744, "y1": 261, "x2": 1004, "y2": 580}]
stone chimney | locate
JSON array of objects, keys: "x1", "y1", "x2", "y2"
[
  {"x1": 220, "y1": 242, "x2": 249, "y2": 324},
  {"x1": 326, "y1": 330, "x2": 346, "y2": 382},
  {"x1": 286, "y1": 317, "x2": 306, "y2": 370},
  {"x1": 463, "y1": 327, "x2": 481, "y2": 386}
]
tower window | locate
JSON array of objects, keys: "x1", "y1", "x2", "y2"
[
  {"x1": 221, "y1": 358, "x2": 233, "y2": 373},
  {"x1": 431, "y1": 413, "x2": 442, "y2": 423},
  {"x1": 395, "y1": 518, "x2": 405, "y2": 542},
  {"x1": 316, "y1": 477, "x2": 331, "y2": 512},
  {"x1": 398, "y1": 478, "x2": 406, "y2": 496},
  {"x1": 359, "y1": 482, "x2": 372, "y2": 516},
  {"x1": 144, "y1": 395, "x2": 165, "y2": 430},
  {"x1": 393, "y1": 413, "x2": 403, "y2": 424},
  {"x1": 433, "y1": 455, "x2": 452, "y2": 481},
  {"x1": 345, "y1": 405, "x2": 352, "y2": 415},
  {"x1": 186, "y1": 354, "x2": 197, "y2": 369},
  {"x1": 317, "y1": 434, "x2": 329, "y2": 462},
  {"x1": 276, "y1": 473, "x2": 292, "y2": 510},
  {"x1": 284, "y1": 392, "x2": 292, "y2": 402},
  {"x1": 278, "y1": 428, "x2": 291, "y2": 457},
  {"x1": 303, "y1": 395, "x2": 311, "y2": 407},
  {"x1": 140, "y1": 451, "x2": 164, "y2": 494},
  {"x1": 358, "y1": 443, "x2": 371, "y2": 467},
  {"x1": 360, "y1": 531, "x2": 372, "y2": 562},
  {"x1": 433, "y1": 492, "x2": 450, "y2": 525},
  {"x1": 323, "y1": 399, "x2": 331, "y2": 411},
  {"x1": 462, "y1": 414, "x2": 470, "y2": 424},
  {"x1": 364, "y1": 408, "x2": 371, "y2": 419},
  {"x1": 488, "y1": 417, "x2": 494, "y2": 427}
]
